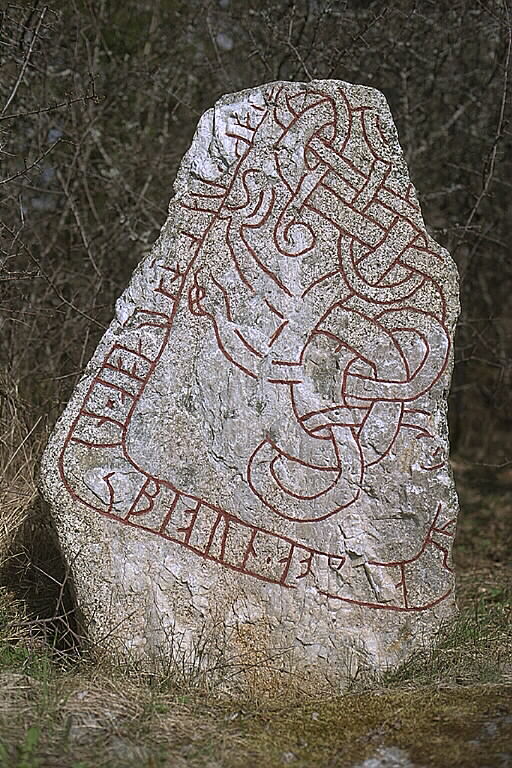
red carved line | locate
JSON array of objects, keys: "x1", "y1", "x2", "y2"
[
  {"x1": 267, "y1": 378, "x2": 303, "y2": 385},
  {"x1": 246, "y1": 189, "x2": 264, "y2": 218},
  {"x1": 107, "y1": 343, "x2": 154, "y2": 364},
  {"x1": 268, "y1": 437, "x2": 342, "y2": 472},
  {"x1": 274, "y1": 151, "x2": 294, "y2": 195},
  {"x1": 198, "y1": 307, "x2": 258, "y2": 380},
  {"x1": 309, "y1": 122, "x2": 368, "y2": 180},
  {"x1": 241, "y1": 529, "x2": 257, "y2": 569},
  {"x1": 180, "y1": 504, "x2": 201, "y2": 545},
  {"x1": 340, "y1": 306, "x2": 450, "y2": 401},
  {"x1": 121, "y1": 513, "x2": 297, "y2": 589},
  {"x1": 278, "y1": 546, "x2": 295, "y2": 585},
  {"x1": 268, "y1": 321, "x2": 288, "y2": 347},
  {"x1": 305, "y1": 201, "x2": 383, "y2": 248},
  {"x1": 272, "y1": 89, "x2": 287, "y2": 130},
  {"x1": 296, "y1": 551, "x2": 315, "y2": 580},
  {"x1": 273, "y1": 196, "x2": 319, "y2": 259},
  {"x1": 80, "y1": 409, "x2": 125, "y2": 428},
  {"x1": 225, "y1": 168, "x2": 258, "y2": 212},
  {"x1": 130, "y1": 307, "x2": 174, "y2": 326},
  {"x1": 182, "y1": 231, "x2": 202, "y2": 244},
  {"x1": 94, "y1": 377, "x2": 137, "y2": 399},
  {"x1": 328, "y1": 554, "x2": 346, "y2": 571},
  {"x1": 70, "y1": 437, "x2": 122, "y2": 448},
  {"x1": 62, "y1": 460, "x2": 453, "y2": 610},
  {"x1": 336, "y1": 86, "x2": 353, "y2": 156},
  {"x1": 401, "y1": 564, "x2": 408, "y2": 608},
  {"x1": 219, "y1": 519, "x2": 229, "y2": 563},
  {"x1": 244, "y1": 187, "x2": 276, "y2": 229},
  {"x1": 353, "y1": 232, "x2": 417, "y2": 283},
  {"x1": 289, "y1": 387, "x2": 333, "y2": 441},
  {"x1": 436, "y1": 518, "x2": 457, "y2": 533},
  {"x1": 375, "y1": 197, "x2": 425, "y2": 239},
  {"x1": 401, "y1": 423, "x2": 434, "y2": 440},
  {"x1": 155, "y1": 279, "x2": 179, "y2": 301},
  {"x1": 248, "y1": 437, "x2": 363, "y2": 523},
  {"x1": 320, "y1": 180, "x2": 388, "y2": 232},
  {"x1": 430, "y1": 541, "x2": 454, "y2": 573},
  {"x1": 189, "y1": 190, "x2": 225, "y2": 200},
  {"x1": 374, "y1": 321, "x2": 429, "y2": 381},
  {"x1": 317, "y1": 587, "x2": 453, "y2": 613},
  {"x1": 102, "y1": 362, "x2": 146, "y2": 383},
  {"x1": 277, "y1": 93, "x2": 336, "y2": 146},
  {"x1": 234, "y1": 329, "x2": 263, "y2": 358},
  {"x1": 421, "y1": 461, "x2": 445, "y2": 471},
  {"x1": 226, "y1": 220, "x2": 255, "y2": 292},
  {"x1": 284, "y1": 92, "x2": 299, "y2": 119},
  {"x1": 226, "y1": 131, "x2": 252, "y2": 146},
  {"x1": 264, "y1": 298, "x2": 284, "y2": 319},
  {"x1": 269, "y1": 454, "x2": 341, "y2": 501},
  {"x1": 365, "y1": 403, "x2": 404, "y2": 468},
  {"x1": 126, "y1": 479, "x2": 159, "y2": 519},
  {"x1": 302, "y1": 269, "x2": 340, "y2": 298},
  {"x1": 204, "y1": 511, "x2": 223, "y2": 556},
  {"x1": 313, "y1": 325, "x2": 379, "y2": 380},
  {"x1": 349, "y1": 158, "x2": 378, "y2": 207},
  {"x1": 382, "y1": 181, "x2": 418, "y2": 207},
  {"x1": 360, "y1": 110, "x2": 383, "y2": 162},
  {"x1": 159, "y1": 493, "x2": 179, "y2": 533},
  {"x1": 300, "y1": 403, "x2": 368, "y2": 424},
  {"x1": 338, "y1": 242, "x2": 424, "y2": 308},
  {"x1": 193, "y1": 175, "x2": 228, "y2": 190}
]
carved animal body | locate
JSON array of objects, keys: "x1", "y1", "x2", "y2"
[{"x1": 56, "y1": 82, "x2": 457, "y2": 614}]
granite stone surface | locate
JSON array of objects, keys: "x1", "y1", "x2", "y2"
[{"x1": 41, "y1": 80, "x2": 460, "y2": 689}]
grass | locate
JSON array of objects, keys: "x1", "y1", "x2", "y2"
[{"x1": 0, "y1": 462, "x2": 510, "y2": 766}]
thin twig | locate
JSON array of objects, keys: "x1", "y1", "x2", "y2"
[
  {"x1": 1, "y1": 222, "x2": 107, "y2": 330},
  {"x1": 2, "y1": 6, "x2": 48, "y2": 116},
  {"x1": 287, "y1": 40, "x2": 313, "y2": 80},
  {"x1": 459, "y1": 4, "x2": 511, "y2": 242},
  {"x1": 0, "y1": 84, "x2": 97, "y2": 124},
  {"x1": 56, "y1": 168, "x2": 102, "y2": 277},
  {"x1": 0, "y1": 139, "x2": 61, "y2": 185}
]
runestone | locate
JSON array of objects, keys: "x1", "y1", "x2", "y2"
[{"x1": 41, "y1": 80, "x2": 460, "y2": 688}]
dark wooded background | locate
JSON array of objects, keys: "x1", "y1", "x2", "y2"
[{"x1": 1, "y1": 0, "x2": 511, "y2": 468}]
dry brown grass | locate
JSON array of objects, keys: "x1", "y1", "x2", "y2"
[{"x1": 0, "y1": 375, "x2": 41, "y2": 560}]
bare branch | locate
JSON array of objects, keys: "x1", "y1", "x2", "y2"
[{"x1": 2, "y1": 5, "x2": 48, "y2": 116}]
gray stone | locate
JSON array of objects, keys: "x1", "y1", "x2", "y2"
[
  {"x1": 354, "y1": 747, "x2": 422, "y2": 768},
  {"x1": 40, "y1": 80, "x2": 460, "y2": 691}
]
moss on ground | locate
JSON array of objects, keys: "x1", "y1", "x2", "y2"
[{"x1": 238, "y1": 684, "x2": 512, "y2": 768}]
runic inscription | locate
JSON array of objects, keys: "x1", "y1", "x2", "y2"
[{"x1": 42, "y1": 81, "x2": 459, "y2": 675}]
